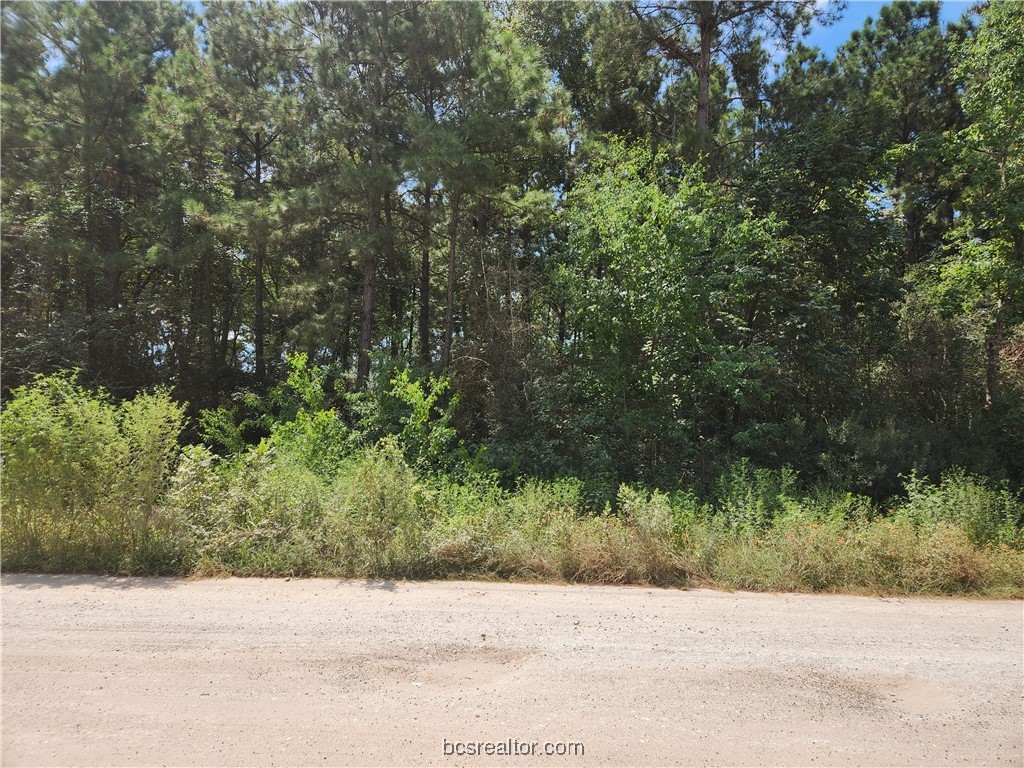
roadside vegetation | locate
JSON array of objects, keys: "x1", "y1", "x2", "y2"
[
  {"x1": 3, "y1": 3, "x2": 1023, "y2": 596},
  {"x1": 3, "y1": 369, "x2": 1021, "y2": 596}
]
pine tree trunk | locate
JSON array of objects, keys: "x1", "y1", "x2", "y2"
[
  {"x1": 219, "y1": 258, "x2": 233, "y2": 382},
  {"x1": 696, "y1": 2, "x2": 714, "y2": 138},
  {"x1": 341, "y1": 307, "x2": 353, "y2": 374},
  {"x1": 558, "y1": 302, "x2": 566, "y2": 351},
  {"x1": 254, "y1": 242, "x2": 266, "y2": 382},
  {"x1": 420, "y1": 186, "x2": 432, "y2": 364},
  {"x1": 357, "y1": 191, "x2": 381, "y2": 388},
  {"x1": 442, "y1": 189, "x2": 462, "y2": 368},
  {"x1": 205, "y1": 250, "x2": 217, "y2": 388},
  {"x1": 253, "y1": 145, "x2": 266, "y2": 383},
  {"x1": 985, "y1": 302, "x2": 1004, "y2": 410},
  {"x1": 385, "y1": 193, "x2": 402, "y2": 357}
]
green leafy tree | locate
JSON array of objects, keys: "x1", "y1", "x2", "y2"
[
  {"x1": 939, "y1": 1, "x2": 1023, "y2": 410},
  {"x1": 562, "y1": 142, "x2": 823, "y2": 482}
]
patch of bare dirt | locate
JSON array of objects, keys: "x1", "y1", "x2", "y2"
[{"x1": 2, "y1": 576, "x2": 1021, "y2": 766}]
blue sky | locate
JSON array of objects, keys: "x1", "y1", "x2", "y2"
[{"x1": 804, "y1": 0, "x2": 976, "y2": 54}]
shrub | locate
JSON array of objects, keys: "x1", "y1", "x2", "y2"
[
  {"x1": 187, "y1": 442, "x2": 332, "y2": 576},
  {"x1": 329, "y1": 439, "x2": 428, "y2": 576},
  {"x1": 424, "y1": 471, "x2": 507, "y2": 572},
  {"x1": 198, "y1": 407, "x2": 247, "y2": 455},
  {"x1": 202, "y1": 354, "x2": 352, "y2": 475},
  {"x1": 1, "y1": 372, "x2": 186, "y2": 572},
  {"x1": 269, "y1": 407, "x2": 350, "y2": 478},
  {"x1": 895, "y1": 470, "x2": 1023, "y2": 546},
  {"x1": 682, "y1": 517, "x2": 1024, "y2": 595},
  {"x1": 4, "y1": 376, "x2": 1021, "y2": 595},
  {"x1": 351, "y1": 366, "x2": 461, "y2": 471},
  {"x1": 713, "y1": 459, "x2": 800, "y2": 530},
  {"x1": 531, "y1": 514, "x2": 683, "y2": 585},
  {"x1": 264, "y1": 354, "x2": 351, "y2": 476},
  {"x1": 618, "y1": 484, "x2": 674, "y2": 540}
]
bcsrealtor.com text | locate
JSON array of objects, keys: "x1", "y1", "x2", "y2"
[{"x1": 442, "y1": 739, "x2": 584, "y2": 757}]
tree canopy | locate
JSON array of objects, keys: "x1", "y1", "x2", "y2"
[{"x1": 3, "y1": 0, "x2": 1021, "y2": 498}]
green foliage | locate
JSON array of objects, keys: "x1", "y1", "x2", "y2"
[
  {"x1": 618, "y1": 484, "x2": 674, "y2": 540},
  {"x1": 329, "y1": 439, "x2": 427, "y2": 576},
  {"x1": 261, "y1": 354, "x2": 351, "y2": 476},
  {"x1": 164, "y1": 445, "x2": 225, "y2": 526},
  {"x1": 4, "y1": 375, "x2": 1023, "y2": 594},
  {"x1": 713, "y1": 460, "x2": 801, "y2": 531},
  {"x1": 1, "y1": 372, "x2": 187, "y2": 573},
  {"x1": 268, "y1": 407, "x2": 350, "y2": 478},
  {"x1": 198, "y1": 407, "x2": 246, "y2": 455},
  {"x1": 560, "y1": 140, "x2": 831, "y2": 484},
  {"x1": 685, "y1": 517, "x2": 1024, "y2": 596},
  {"x1": 895, "y1": 470, "x2": 1023, "y2": 547},
  {"x1": 390, "y1": 370, "x2": 460, "y2": 469},
  {"x1": 351, "y1": 365, "x2": 461, "y2": 471},
  {"x1": 168, "y1": 440, "x2": 333, "y2": 577},
  {"x1": 276, "y1": 352, "x2": 334, "y2": 414},
  {"x1": 3, "y1": 2, "x2": 1024, "y2": 595}
]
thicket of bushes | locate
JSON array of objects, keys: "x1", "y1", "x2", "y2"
[{"x1": 2, "y1": 369, "x2": 1022, "y2": 596}]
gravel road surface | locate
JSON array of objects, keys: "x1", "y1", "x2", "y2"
[{"x1": 2, "y1": 575, "x2": 1022, "y2": 767}]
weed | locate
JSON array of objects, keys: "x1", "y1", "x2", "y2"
[{"x1": 3, "y1": 375, "x2": 1022, "y2": 595}]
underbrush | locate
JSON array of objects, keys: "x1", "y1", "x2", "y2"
[
  {"x1": 1, "y1": 373, "x2": 188, "y2": 574},
  {"x1": 3, "y1": 373, "x2": 1023, "y2": 595}
]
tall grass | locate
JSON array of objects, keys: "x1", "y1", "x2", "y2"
[
  {"x1": 1, "y1": 373, "x2": 187, "y2": 573},
  {"x1": 3, "y1": 373, "x2": 1023, "y2": 595}
]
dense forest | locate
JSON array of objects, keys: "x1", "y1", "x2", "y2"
[{"x1": 2, "y1": 1, "x2": 1023, "y2": 589}]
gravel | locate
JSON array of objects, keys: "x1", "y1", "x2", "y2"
[{"x1": 2, "y1": 575, "x2": 1022, "y2": 766}]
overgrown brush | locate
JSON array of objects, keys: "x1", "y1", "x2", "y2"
[
  {"x1": 1, "y1": 373, "x2": 187, "y2": 573},
  {"x1": 684, "y1": 519, "x2": 1024, "y2": 596},
  {"x1": 3, "y1": 373, "x2": 1023, "y2": 595},
  {"x1": 328, "y1": 439, "x2": 431, "y2": 577}
]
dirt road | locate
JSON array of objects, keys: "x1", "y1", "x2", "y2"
[{"x1": 2, "y1": 576, "x2": 1021, "y2": 767}]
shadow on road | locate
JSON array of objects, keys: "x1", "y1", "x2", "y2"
[
  {"x1": 363, "y1": 578, "x2": 397, "y2": 592},
  {"x1": 1, "y1": 574, "x2": 189, "y2": 591}
]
